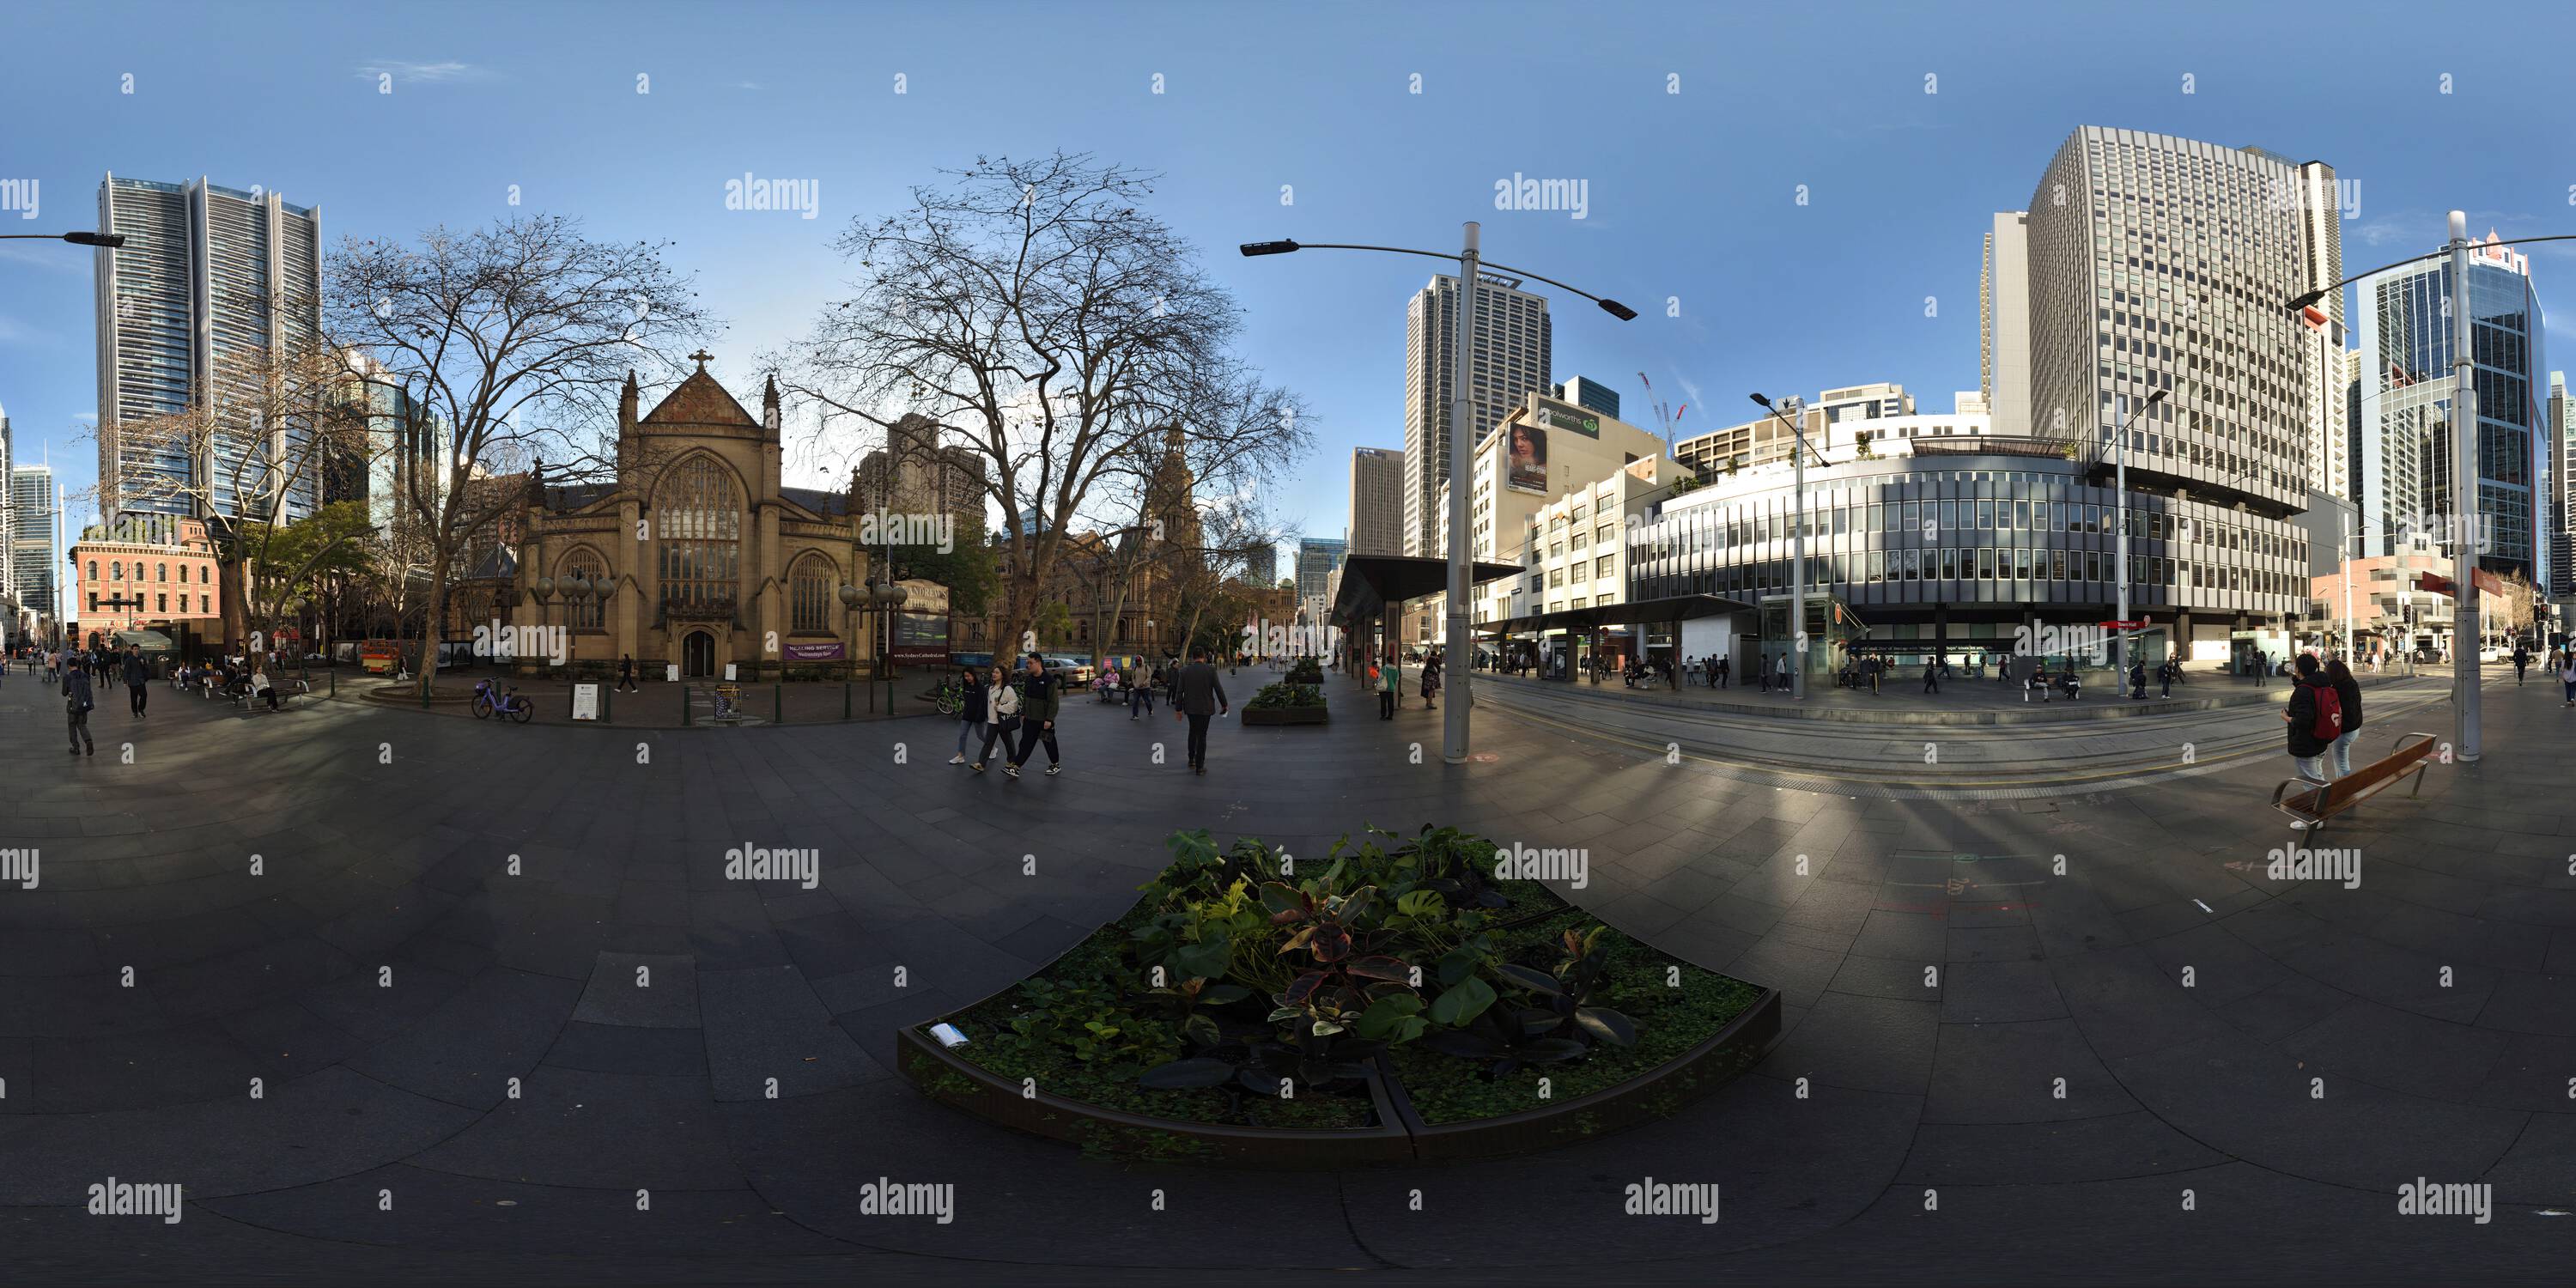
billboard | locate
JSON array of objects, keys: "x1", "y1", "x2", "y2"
[
  {"x1": 890, "y1": 609, "x2": 951, "y2": 665},
  {"x1": 1531, "y1": 395, "x2": 1601, "y2": 438},
  {"x1": 1507, "y1": 422, "x2": 1549, "y2": 495},
  {"x1": 784, "y1": 641, "x2": 846, "y2": 661}
]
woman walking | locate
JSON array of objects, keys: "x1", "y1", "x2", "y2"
[
  {"x1": 1420, "y1": 656, "x2": 1440, "y2": 711},
  {"x1": 949, "y1": 665, "x2": 987, "y2": 765},
  {"x1": 2324, "y1": 658, "x2": 2364, "y2": 777},
  {"x1": 969, "y1": 665, "x2": 1017, "y2": 773}
]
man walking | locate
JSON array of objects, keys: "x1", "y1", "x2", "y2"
[
  {"x1": 2512, "y1": 642, "x2": 2529, "y2": 685},
  {"x1": 124, "y1": 647, "x2": 150, "y2": 718},
  {"x1": 1172, "y1": 647, "x2": 1230, "y2": 776},
  {"x1": 617, "y1": 653, "x2": 641, "y2": 693},
  {"x1": 65, "y1": 659, "x2": 95, "y2": 756},
  {"x1": 1128, "y1": 660, "x2": 1156, "y2": 720},
  {"x1": 1006, "y1": 653, "x2": 1060, "y2": 779}
]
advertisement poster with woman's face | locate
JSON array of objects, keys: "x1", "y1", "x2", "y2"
[{"x1": 1508, "y1": 423, "x2": 1547, "y2": 493}]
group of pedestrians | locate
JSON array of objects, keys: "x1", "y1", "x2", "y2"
[
  {"x1": 945, "y1": 648, "x2": 1233, "y2": 779},
  {"x1": 2283, "y1": 653, "x2": 2366, "y2": 823}
]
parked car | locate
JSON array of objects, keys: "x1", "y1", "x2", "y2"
[
  {"x1": 951, "y1": 652, "x2": 994, "y2": 671},
  {"x1": 1042, "y1": 653, "x2": 1095, "y2": 685}
]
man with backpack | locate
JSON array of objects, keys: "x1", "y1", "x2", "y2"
[
  {"x1": 64, "y1": 659, "x2": 95, "y2": 756},
  {"x1": 2282, "y1": 653, "x2": 2340, "y2": 811}
]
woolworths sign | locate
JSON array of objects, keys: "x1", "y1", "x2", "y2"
[{"x1": 1533, "y1": 397, "x2": 1601, "y2": 437}]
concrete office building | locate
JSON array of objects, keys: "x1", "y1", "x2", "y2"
[
  {"x1": 1982, "y1": 212, "x2": 2032, "y2": 437},
  {"x1": 1492, "y1": 454, "x2": 1674, "y2": 675},
  {"x1": 2284, "y1": 158, "x2": 2350, "y2": 506},
  {"x1": 1402, "y1": 272, "x2": 1550, "y2": 558},
  {"x1": 2017, "y1": 126, "x2": 2328, "y2": 663},
  {"x1": 2349, "y1": 233, "x2": 2546, "y2": 583},
  {"x1": 1422, "y1": 392, "x2": 1668, "y2": 647},
  {"x1": 2547, "y1": 372, "x2": 2574, "y2": 601},
  {"x1": 1676, "y1": 383, "x2": 1963, "y2": 479},
  {"x1": 95, "y1": 173, "x2": 325, "y2": 525},
  {"x1": 1346, "y1": 446, "x2": 1404, "y2": 556}
]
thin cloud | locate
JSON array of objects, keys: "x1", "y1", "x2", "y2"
[{"x1": 355, "y1": 60, "x2": 485, "y2": 85}]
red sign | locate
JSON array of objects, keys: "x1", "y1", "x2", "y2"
[
  {"x1": 2300, "y1": 305, "x2": 2329, "y2": 331},
  {"x1": 2415, "y1": 572, "x2": 2454, "y2": 597},
  {"x1": 2098, "y1": 620, "x2": 2146, "y2": 629}
]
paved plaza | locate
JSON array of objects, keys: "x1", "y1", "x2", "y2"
[{"x1": 2, "y1": 662, "x2": 2571, "y2": 1284}]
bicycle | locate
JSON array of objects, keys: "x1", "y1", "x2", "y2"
[
  {"x1": 471, "y1": 677, "x2": 535, "y2": 723},
  {"x1": 929, "y1": 677, "x2": 965, "y2": 717}
]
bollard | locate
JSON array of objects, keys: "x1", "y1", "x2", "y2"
[
  {"x1": 683, "y1": 683, "x2": 692, "y2": 727},
  {"x1": 843, "y1": 681, "x2": 852, "y2": 720},
  {"x1": 775, "y1": 683, "x2": 783, "y2": 725}
]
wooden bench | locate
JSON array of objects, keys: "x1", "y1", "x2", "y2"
[{"x1": 2270, "y1": 731, "x2": 2436, "y2": 832}]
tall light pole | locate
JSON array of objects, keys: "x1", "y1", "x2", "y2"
[
  {"x1": 2445, "y1": 211, "x2": 2482, "y2": 762},
  {"x1": 1242, "y1": 232, "x2": 1637, "y2": 763},
  {"x1": 1750, "y1": 392, "x2": 1820, "y2": 698},
  {"x1": 2111, "y1": 387, "x2": 2168, "y2": 674}
]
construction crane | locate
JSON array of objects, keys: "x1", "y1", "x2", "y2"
[{"x1": 1636, "y1": 371, "x2": 1687, "y2": 453}]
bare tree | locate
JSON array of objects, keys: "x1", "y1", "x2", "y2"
[
  {"x1": 88, "y1": 320, "x2": 378, "y2": 653},
  {"x1": 773, "y1": 152, "x2": 1307, "y2": 671},
  {"x1": 325, "y1": 215, "x2": 708, "y2": 697}
]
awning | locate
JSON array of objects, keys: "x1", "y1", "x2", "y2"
[
  {"x1": 1479, "y1": 593, "x2": 1754, "y2": 637},
  {"x1": 1328, "y1": 554, "x2": 1525, "y2": 627}
]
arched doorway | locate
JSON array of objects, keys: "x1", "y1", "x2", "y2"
[{"x1": 683, "y1": 630, "x2": 715, "y2": 677}]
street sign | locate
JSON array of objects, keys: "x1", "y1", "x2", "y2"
[
  {"x1": 570, "y1": 683, "x2": 600, "y2": 721},
  {"x1": 2098, "y1": 619, "x2": 2146, "y2": 629}
]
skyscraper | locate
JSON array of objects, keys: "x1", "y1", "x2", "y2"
[
  {"x1": 2283, "y1": 159, "x2": 2349, "y2": 504},
  {"x1": 2020, "y1": 127, "x2": 2326, "y2": 652},
  {"x1": 0, "y1": 399, "x2": 12, "y2": 605},
  {"x1": 2543, "y1": 372, "x2": 2572, "y2": 596},
  {"x1": 1403, "y1": 273, "x2": 1549, "y2": 556},
  {"x1": 1558, "y1": 376, "x2": 1619, "y2": 421},
  {"x1": 1294, "y1": 537, "x2": 1346, "y2": 622},
  {"x1": 1347, "y1": 446, "x2": 1403, "y2": 556},
  {"x1": 12, "y1": 464, "x2": 56, "y2": 635},
  {"x1": 2350, "y1": 234, "x2": 2545, "y2": 580},
  {"x1": 1980, "y1": 211, "x2": 2031, "y2": 437},
  {"x1": 95, "y1": 173, "x2": 324, "y2": 525}
]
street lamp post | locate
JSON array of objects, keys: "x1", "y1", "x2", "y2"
[
  {"x1": 0, "y1": 231, "x2": 125, "y2": 247},
  {"x1": 1749, "y1": 393, "x2": 1819, "y2": 699},
  {"x1": 2445, "y1": 211, "x2": 2482, "y2": 762},
  {"x1": 2111, "y1": 388, "x2": 2168, "y2": 675},
  {"x1": 1242, "y1": 232, "x2": 1637, "y2": 763}
]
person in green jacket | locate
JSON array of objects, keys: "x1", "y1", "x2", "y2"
[{"x1": 1378, "y1": 657, "x2": 1399, "y2": 720}]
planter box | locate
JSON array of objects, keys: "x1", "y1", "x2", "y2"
[
  {"x1": 896, "y1": 1025, "x2": 1412, "y2": 1168},
  {"x1": 1384, "y1": 986, "x2": 1783, "y2": 1163},
  {"x1": 1242, "y1": 705, "x2": 1328, "y2": 726}
]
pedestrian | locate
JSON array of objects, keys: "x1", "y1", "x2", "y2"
[
  {"x1": 2561, "y1": 654, "x2": 2576, "y2": 708},
  {"x1": 2158, "y1": 658, "x2": 2174, "y2": 699},
  {"x1": 2324, "y1": 658, "x2": 2364, "y2": 778},
  {"x1": 617, "y1": 653, "x2": 640, "y2": 693},
  {"x1": 64, "y1": 659, "x2": 95, "y2": 756},
  {"x1": 1005, "y1": 653, "x2": 1060, "y2": 779},
  {"x1": 948, "y1": 665, "x2": 985, "y2": 765},
  {"x1": 1922, "y1": 657, "x2": 1940, "y2": 695},
  {"x1": 1864, "y1": 655, "x2": 1879, "y2": 696},
  {"x1": 1128, "y1": 660, "x2": 1156, "y2": 719},
  {"x1": 1171, "y1": 646, "x2": 1230, "y2": 776},
  {"x1": 2282, "y1": 654, "x2": 2340, "y2": 818},
  {"x1": 1421, "y1": 654, "x2": 1440, "y2": 710},
  {"x1": 124, "y1": 647, "x2": 149, "y2": 718},
  {"x1": 2513, "y1": 643, "x2": 2529, "y2": 685},
  {"x1": 252, "y1": 664, "x2": 279, "y2": 711},
  {"x1": 971, "y1": 665, "x2": 1018, "y2": 772},
  {"x1": 1777, "y1": 652, "x2": 1794, "y2": 693},
  {"x1": 1714, "y1": 655, "x2": 1728, "y2": 689},
  {"x1": 1375, "y1": 659, "x2": 1395, "y2": 719}
]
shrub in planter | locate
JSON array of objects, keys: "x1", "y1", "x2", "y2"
[
  {"x1": 1285, "y1": 655, "x2": 1324, "y2": 684},
  {"x1": 1243, "y1": 681, "x2": 1327, "y2": 724},
  {"x1": 906, "y1": 825, "x2": 1776, "y2": 1162}
]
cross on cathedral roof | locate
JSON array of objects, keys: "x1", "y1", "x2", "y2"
[{"x1": 689, "y1": 349, "x2": 714, "y2": 370}]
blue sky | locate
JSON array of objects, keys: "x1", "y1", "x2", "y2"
[{"x1": 4, "y1": 0, "x2": 2573, "y2": 587}]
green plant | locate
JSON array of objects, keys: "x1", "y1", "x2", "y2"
[
  {"x1": 1248, "y1": 681, "x2": 1324, "y2": 709},
  {"x1": 1285, "y1": 655, "x2": 1323, "y2": 684},
  {"x1": 1004, "y1": 976, "x2": 1180, "y2": 1072},
  {"x1": 1497, "y1": 925, "x2": 1641, "y2": 1048}
]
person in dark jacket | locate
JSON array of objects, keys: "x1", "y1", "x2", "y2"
[
  {"x1": 2128, "y1": 659, "x2": 2147, "y2": 700},
  {"x1": 2282, "y1": 653, "x2": 2335, "y2": 799},
  {"x1": 2324, "y1": 658, "x2": 2364, "y2": 778},
  {"x1": 64, "y1": 664, "x2": 95, "y2": 756},
  {"x1": 1007, "y1": 653, "x2": 1060, "y2": 778},
  {"x1": 124, "y1": 647, "x2": 150, "y2": 717},
  {"x1": 949, "y1": 665, "x2": 987, "y2": 765},
  {"x1": 1171, "y1": 647, "x2": 1231, "y2": 775},
  {"x1": 617, "y1": 653, "x2": 640, "y2": 693}
]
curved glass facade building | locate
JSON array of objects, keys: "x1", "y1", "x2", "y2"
[{"x1": 1626, "y1": 444, "x2": 2308, "y2": 671}]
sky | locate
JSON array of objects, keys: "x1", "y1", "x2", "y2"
[{"x1": 5, "y1": 0, "x2": 2574, "y2": 594}]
